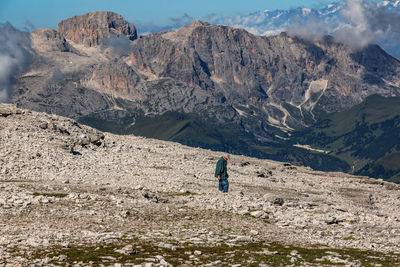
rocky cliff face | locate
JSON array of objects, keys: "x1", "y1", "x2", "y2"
[
  {"x1": 90, "y1": 60, "x2": 144, "y2": 100},
  {"x1": 30, "y1": 28, "x2": 70, "y2": 53},
  {"x1": 131, "y1": 24, "x2": 400, "y2": 120},
  {"x1": 57, "y1": 11, "x2": 137, "y2": 47}
]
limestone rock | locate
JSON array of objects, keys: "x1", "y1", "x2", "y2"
[
  {"x1": 273, "y1": 197, "x2": 284, "y2": 206},
  {"x1": 0, "y1": 104, "x2": 21, "y2": 117},
  {"x1": 250, "y1": 230, "x2": 259, "y2": 236},
  {"x1": 235, "y1": 236, "x2": 254, "y2": 242},
  {"x1": 250, "y1": 210, "x2": 265, "y2": 218},
  {"x1": 90, "y1": 60, "x2": 144, "y2": 98},
  {"x1": 115, "y1": 244, "x2": 136, "y2": 255},
  {"x1": 31, "y1": 28, "x2": 70, "y2": 53},
  {"x1": 57, "y1": 11, "x2": 137, "y2": 47}
]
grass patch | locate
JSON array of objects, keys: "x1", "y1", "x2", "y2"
[
  {"x1": 167, "y1": 192, "x2": 200, "y2": 197},
  {"x1": 32, "y1": 192, "x2": 68, "y2": 198},
  {"x1": 29, "y1": 239, "x2": 400, "y2": 266}
]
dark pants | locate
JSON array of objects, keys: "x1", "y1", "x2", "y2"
[{"x1": 218, "y1": 179, "x2": 229, "y2": 193}]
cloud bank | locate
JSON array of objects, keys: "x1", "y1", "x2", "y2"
[
  {"x1": 288, "y1": 0, "x2": 400, "y2": 51},
  {"x1": 335, "y1": 0, "x2": 400, "y2": 48},
  {"x1": 100, "y1": 35, "x2": 133, "y2": 58},
  {"x1": 0, "y1": 23, "x2": 31, "y2": 103},
  {"x1": 135, "y1": 13, "x2": 194, "y2": 35},
  {"x1": 170, "y1": 13, "x2": 193, "y2": 26}
]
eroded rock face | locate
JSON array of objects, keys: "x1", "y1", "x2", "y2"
[
  {"x1": 0, "y1": 103, "x2": 22, "y2": 117},
  {"x1": 131, "y1": 24, "x2": 400, "y2": 113},
  {"x1": 30, "y1": 28, "x2": 70, "y2": 53},
  {"x1": 57, "y1": 11, "x2": 137, "y2": 47},
  {"x1": 90, "y1": 60, "x2": 144, "y2": 99}
]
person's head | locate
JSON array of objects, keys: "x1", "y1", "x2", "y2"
[{"x1": 223, "y1": 155, "x2": 230, "y2": 161}]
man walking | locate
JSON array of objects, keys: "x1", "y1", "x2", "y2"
[{"x1": 215, "y1": 155, "x2": 229, "y2": 193}]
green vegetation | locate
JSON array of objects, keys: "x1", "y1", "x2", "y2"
[
  {"x1": 132, "y1": 111, "x2": 224, "y2": 145},
  {"x1": 32, "y1": 192, "x2": 68, "y2": 198},
  {"x1": 79, "y1": 109, "x2": 349, "y2": 172},
  {"x1": 30, "y1": 240, "x2": 400, "y2": 266},
  {"x1": 131, "y1": 111, "x2": 349, "y2": 172},
  {"x1": 293, "y1": 95, "x2": 400, "y2": 182},
  {"x1": 167, "y1": 192, "x2": 200, "y2": 197},
  {"x1": 78, "y1": 115, "x2": 136, "y2": 135}
]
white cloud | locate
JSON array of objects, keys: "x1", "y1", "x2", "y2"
[{"x1": 0, "y1": 23, "x2": 31, "y2": 102}]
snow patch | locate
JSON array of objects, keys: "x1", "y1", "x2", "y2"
[
  {"x1": 302, "y1": 8, "x2": 311, "y2": 15},
  {"x1": 380, "y1": 1, "x2": 391, "y2": 7},
  {"x1": 378, "y1": 0, "x2": 399, "y2": 7},
  {"x1": 272, "y1": 13, "x2": 282, "y2": 19}
]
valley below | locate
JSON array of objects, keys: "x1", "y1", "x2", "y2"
[{"x1": 1, "y1": 104, "x2": 400, "y2": 266}]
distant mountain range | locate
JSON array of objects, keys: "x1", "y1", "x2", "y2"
[
  {"x1": 4, "y1": 10, "x2": 400, "y2": 181},
  {"x1": 207, "y1": 0, "x2": 400, "y2": 58},
  {"x1": 210, "y1": 3, "x2": 343, "y2": 36}
]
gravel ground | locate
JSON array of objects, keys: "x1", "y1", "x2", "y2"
[{"x1": 1, "y1": 103, "x2": 400, "y2": 266}]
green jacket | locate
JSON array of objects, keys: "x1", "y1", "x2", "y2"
[{"x1": 215, "y1": 157, "x2": 228, "y2": 180}]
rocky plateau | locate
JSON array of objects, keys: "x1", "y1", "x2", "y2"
[{"x1": 1, "y1": 103, "x2": 400, "y2": 266}]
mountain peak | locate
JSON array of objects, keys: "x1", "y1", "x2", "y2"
[
  {"x1": 159, "y1": 20, "x2": 212, "y2": 43},
  {"x1": 57, "y1": 11, "x2": 137, "y2": 47},
  {"x1": 187, "y1": 20, "x2": 211, "y2": 28}
]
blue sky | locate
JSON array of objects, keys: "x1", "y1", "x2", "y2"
[{"x1": 1, "y1": 0, "x2": 334, "y2": 31}]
